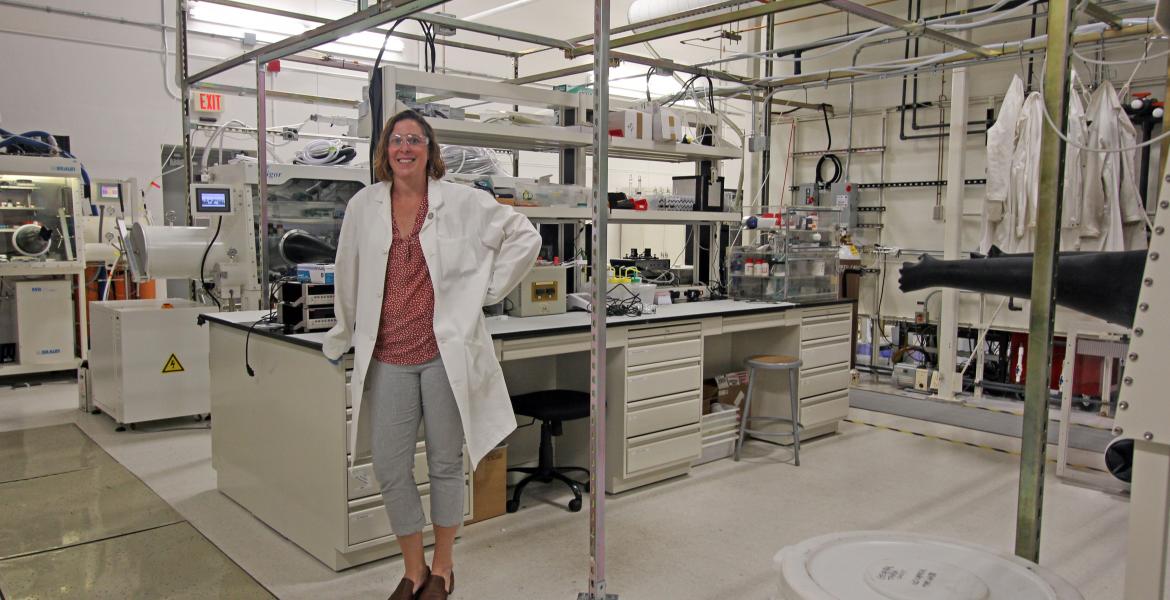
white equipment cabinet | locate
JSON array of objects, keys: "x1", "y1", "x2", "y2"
[
  {"x1": 13, "y1": 280, "x2": 75, "y2": 367},
  {"x1": 89, "y1": 299, "x2": 209, "y2": 427}
]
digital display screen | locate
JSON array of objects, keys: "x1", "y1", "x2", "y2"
[
  {"x1": 196, "y1": 188, "x2": 232, "y2": 213},
  {"x1": 99, "y1": 183, "x2": 122, "y2": 200}
]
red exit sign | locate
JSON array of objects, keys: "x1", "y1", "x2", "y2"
[{"x1": 195, "y1": 92, "x2": 223, "y2": 113}]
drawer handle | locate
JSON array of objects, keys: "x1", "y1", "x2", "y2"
[
  {"x1": 628, "y1": 390, "x2": 700, "y2": 410},
  {"x1": 627, "y1": 357, "x2": 701, "y2": 374},
  {"x1": 629, "y1": 332, "x2": 702, "y2": 347}
]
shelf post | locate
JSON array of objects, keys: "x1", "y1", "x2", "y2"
[{"x1": 581, "y1": 1, "x2": 615, "y2": 599}]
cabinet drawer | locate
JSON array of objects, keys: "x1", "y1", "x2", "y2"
[
  {"x1": 626, "y1": 361, "x2": 701, "y2": 403},
  {"x1": 627, "y1": 338, "x2": 702, "y2": 367},
  {"x1": 626, "y1": 391, "x2": 701, "y2": 438},
  {"x1": 348, "y1": 496, "x2": 397, "y2": 546},
  {"x1": 801, "y1": 315, "x2": 851, "y2": 342},
  {"x1": 348, "y1": 461, "x2": 380, "y2": 500},
  {"x1": 722, "y1": 312, "x2": 796, "y2": 333},
  {"x1": 627, "y1": 321, "x2": 701, "y2": 340},
  {"x1": 799, "y1": 364, "x2": 851, "y2": 400},
  {"x1": 626, "y1": 424, "x2": 701, "y2": 475},
  {"x1": 346, "y1": 408, "x2": 353, "y2": 445},
  {"x1": 348, "y1": 444, "x2": 471, "y2": 500},
  {"x1": 801, "y1": 335, "x2": 851, "y2": 370},
  {"x1": 348, "y1": 449, "x2": 426, "y2": 501},
  {"x1": 345, "y1": 381, "x2": 352, "y2": 408},
  {"x1": 801, "y1": 304, "x2": 851, "y2": 319},
  {"x1": 347, "y1": 483, "x2": 470, "y2": 546},
  {"x1": 800, "y1": 391, "x2": 850, "y2": 427}
]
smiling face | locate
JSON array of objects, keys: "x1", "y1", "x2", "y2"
[{"x1": 387, "y1": 119, "x2": 429, "y2": 183}]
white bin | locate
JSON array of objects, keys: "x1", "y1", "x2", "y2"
[{"x1": 773, "y1": 531, "x2": 1083, "y2": 600}]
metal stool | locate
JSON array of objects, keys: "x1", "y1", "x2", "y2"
[{"x1": 734, "y1": 354, "x2": 803, "y2": 465}]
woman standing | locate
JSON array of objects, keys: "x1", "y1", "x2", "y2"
[{"x1": 323, "y1": 109, "x2": 541, "y2": 599}]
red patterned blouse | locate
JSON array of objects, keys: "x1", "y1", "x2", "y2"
[{"x1": 372, "y1": 194, "x2": 440, "y2": 365}]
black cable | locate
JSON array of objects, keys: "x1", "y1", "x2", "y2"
[
  {"x1": 820, "y1": 103, "x2": 832, "y2": 150},
  {"x1": 815, "y1": 153, "x2": 842, "y2": 187},
  {"x1": 199, "y1": 217, "x2": 223, "y2": 309},
  {"x1": 421, "y1": 23, "x2": 431, "y2": 72},
  {"x1": 701, "y1": 75, "x2": 715, "y2": 113},
  {"x1": 645, "y1": 67, "x2": 655, "y2": 103},
  {"x1": 368, "y1": 18, "x2": 408, "y2": 180},
  {"x1": 605, "y1": 283, "x2": 645, "y2": 317},
  {"x1": 245, "y1": 310, "x2": 278, "y2": 377}
]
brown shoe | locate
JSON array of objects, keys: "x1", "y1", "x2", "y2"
[
  {"x1": 417, "y1": 571, "x2": 453, "y2": 599},
  {"x1": 388, "y1": 566, "x2": 429, "y2": 600}
]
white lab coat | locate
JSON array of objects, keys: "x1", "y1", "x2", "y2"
[
  {"x1": 322, "y1": 179, "x2": 541, "y2": 468},
  {"x1": 1061, "y1": 73, "x2": 1088, "y2": 251},
  {"x1": 1010, "y1": 92, "x2": 1044, "y2": 253},
  {"x1": 1081, "y1": 83, "x2": 1148, "y2": 252},
  {"x1": 980, "y1": 75, "x2": 1025, "y2": 254}
]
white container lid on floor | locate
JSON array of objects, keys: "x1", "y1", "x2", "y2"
[{"x1": 773, "y1": 531, "x2": 1083, "y2": 600}]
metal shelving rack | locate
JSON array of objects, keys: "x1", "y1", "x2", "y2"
[{"x1": 177, "y1": 3, "x2": 764, "y2": 597}]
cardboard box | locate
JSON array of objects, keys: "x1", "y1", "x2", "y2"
[
  {"x1": 467, "y1": 444, "x2": 507, "y2": 524},
  {"x1": 703, "y1": 370, "x2": 749, "y2": 415},
  {"x1": 607, "y1": 110, "x2": 650, "y2": 140},
  {"x1": 652, "y1": 107, "x2": 683, "y2": 142}
]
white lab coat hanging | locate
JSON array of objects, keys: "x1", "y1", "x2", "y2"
[
  {"x1": 980, "y1": 75, "x2": 1025, "y2": 255},
  {"x1": 1081, "y1": 82, "x2": 1148, "y2": 252},
  {"x1": 1010, "y1": 92, "x2": 1044, "y2": 253},
  {"x1": 1061, "y1": 73, "x2": 1088, "y2": 251},
  {"x1": 322, "y1": 179, "x2": 541, "y2": 469}
]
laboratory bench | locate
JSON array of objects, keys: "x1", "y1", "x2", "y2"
[{"x1": 199, "y1": 298, "x2": 855, "y2": 570}]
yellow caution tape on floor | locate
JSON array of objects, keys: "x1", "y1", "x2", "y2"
[
  {"x1": 842, "y1": 418, "x2": 1108, "y2": 474},
  {"x1": 957, "y1": 402, "x2": 1114, "y2": 432}
]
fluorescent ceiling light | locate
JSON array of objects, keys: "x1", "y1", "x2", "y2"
[
  {"x1": 188, "y1": 1, "x2": 405, "y2": 59},
  {"x1": 464, "y1": 0, "x2": 541, "y2": 21},
  {"x1": 593, "y1": 63, "x2": 690, "y2": 102}
]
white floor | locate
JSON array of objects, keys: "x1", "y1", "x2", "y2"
[{"x1": 0, "y1": 377, "x2": 1133, "y2": 599}]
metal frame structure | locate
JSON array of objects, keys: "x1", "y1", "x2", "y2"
[{"x1": 175, "y1": 0, "x2": 1161, "y2": 597}]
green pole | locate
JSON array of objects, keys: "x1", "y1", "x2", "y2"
[{"x1": 1015, "y1": 0, "x2": 1072, "y2": 562}]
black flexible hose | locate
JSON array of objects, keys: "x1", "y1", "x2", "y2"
[
  {"x1": 815, "y1": 153, "x2": 842, "y2": 187},
  {"x1": 820, "y1": 103, "x2": 832, "y2": 150},
  {"x1": 200, "y1": 217, "x2": 223, "y2": 309}
]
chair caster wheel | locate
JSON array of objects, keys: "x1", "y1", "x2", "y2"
[
  {"x1": 506, "y1": 499, "x2": 519, "y2": 513},
  {"x1": 568, "y1": 498, "x2": 582, "y2": 512},
  {"x1": 91, "y1": 409, "x2": 101, "y2": 415}
]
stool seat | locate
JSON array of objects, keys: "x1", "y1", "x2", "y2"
[
  {"x1": 747, "y1": 354, "x2": 802, "y2": 368},
  {"x1": 511, "y1": 390, "x2": 590, "y2": 422}
]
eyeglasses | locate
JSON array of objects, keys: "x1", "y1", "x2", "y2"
[{"x1": 389, "y1": 134, "x2": 428, "y2": 148}]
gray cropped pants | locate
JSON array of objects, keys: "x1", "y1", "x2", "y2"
[{"x1": 366, "y1": 357, "x2": 466, "y2": 536}]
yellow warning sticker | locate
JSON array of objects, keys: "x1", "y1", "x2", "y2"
[{"x1": 162, "y1": 354, "x2": 185, "y2": 374}]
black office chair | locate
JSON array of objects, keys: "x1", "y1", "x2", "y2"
[{"x1": 507, "y1": 390, "x2": 591, "y2": 513}]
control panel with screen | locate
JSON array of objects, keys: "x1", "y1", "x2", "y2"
[
  {"x1": 191, "y1": 185, "x2": 234, "y2": 215},
  {"x1": 98, "y1": 183, "x2": 122, "y2": 200}
]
